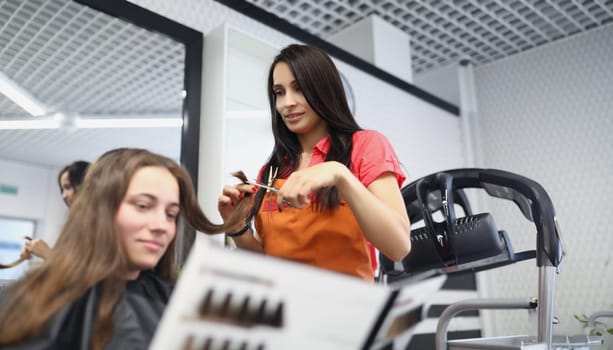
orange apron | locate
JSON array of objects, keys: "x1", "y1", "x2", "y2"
[{"x1": 254, "y1": 179, "x2": 374, "y2": 281}]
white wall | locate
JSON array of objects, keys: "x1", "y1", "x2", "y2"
[
  {"x1": 335, "y1": 59, "x2": 465, "y2": 182},
  {"x1": 473, "y1": 24, "x2": 613, "y2": 338},
  {"x1": 413, "y1": 62, "x2": 461, "y2": 107},
  {"x1": 0, "y1": 159, "x2": 50, "y2": 221},
  {"x1": 0, "y1": 158, "x2": 67, "y2": 250},
  {"x1": 327, "y1": 14, "x2": 413, "y2": 84}
]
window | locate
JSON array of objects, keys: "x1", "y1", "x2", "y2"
[{"x1": 0, "y1": 216, "x2": 36, "y2": 281}]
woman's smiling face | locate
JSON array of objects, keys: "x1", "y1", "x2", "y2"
[
  {"x1": 273, "y1": 61, "x2": 327, "y2": 139},
  {"x1": 115, "y1": 166, "x2": 180, "y2": 279}
]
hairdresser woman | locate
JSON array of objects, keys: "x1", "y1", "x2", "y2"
[{"x1": 218, "y1": 44, "x2": 412, "y2": 281}]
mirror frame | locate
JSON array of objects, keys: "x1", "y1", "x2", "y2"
[
  {"x1": 75, "y1": 0, "x2": 203, "y2": 188},
  {"x1": 75, "y1": 0, "x2": 203, "y2": 262}
]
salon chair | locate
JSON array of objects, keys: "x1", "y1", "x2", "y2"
[{"x1": 377, "y1": 168, "x2": 597, "y2": 349}]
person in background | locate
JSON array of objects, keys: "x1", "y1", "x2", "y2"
[
  {"x1": 58, "y1": 160, "x2": 90, "y2": 207},
  {"x1": 0, "y1": 148, "x2": 244, "y2": 350},
  {"x1": 218, "y1": 44, "x2": 411, "y2": 282},
  {"x1": 21, "y1": 160, "x2": 90, "y2": 261}
]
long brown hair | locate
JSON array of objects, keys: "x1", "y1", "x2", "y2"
[{"x1": 0, "y1": 148, "x2": 243, "y2": 349}]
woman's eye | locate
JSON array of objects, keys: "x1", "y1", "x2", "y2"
[
  {"x1": 166, "y1": 211, "x2": 179, "y2": 220},
  {"x1": 134, "y1": 202, "x2": 150, "y2": 210},
  {"x1": 273, "y1": 89, "x2": 283, "y2": 96}
]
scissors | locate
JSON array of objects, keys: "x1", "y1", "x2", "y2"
[
  {"x1": 247, "y1": 180, "x2": 280, "y2": 194},
  {"x1": 232, "y1": 170, "x2": 280, "y2": 194},
  {"x1": 246, "y1": 180, "x2": 301, "y2": 208},
  {"x1": 231, "y1": 170, "x2": 294, "y2": 207}
]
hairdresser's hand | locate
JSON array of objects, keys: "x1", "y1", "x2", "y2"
[
  {"x1": 24, "y1": 239, "x2": 52, "y2": 260},
  {"x1": 218, "y1": 183, "x2": 256, "y2": 228},
  {"x1": 278, "y1": 161, "x2": 350, "y2": 209},
  {"x1": 19, "y1": 246, "x2": 32, "y2": 260}
]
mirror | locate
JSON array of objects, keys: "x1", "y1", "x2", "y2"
[{"x1": 0, "y1": 0, "x2": 203, "y2": 276}]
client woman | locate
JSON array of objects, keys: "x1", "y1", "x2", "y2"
[{"x1": 0, "y1": 148, "x2": 243, "y2": 350}]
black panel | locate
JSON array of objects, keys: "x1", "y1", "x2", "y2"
[{"x1": 442, "y1": 273, "x2": 477, "y2": 290}]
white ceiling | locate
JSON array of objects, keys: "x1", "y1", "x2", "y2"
[
  {"x1": 1, "y1": 0, "x2": 612, "y2": 169},
  {"x1": 0, "y1": 0, "x2": 184, "y2": 168},
  {"x1": 245, "y1": 0, "x2": 613, "y2": 75}
]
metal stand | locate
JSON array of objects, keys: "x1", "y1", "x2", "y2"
[
  {"x1": 435, "y1": 298, "x2": 537, "y2": 350},
  {"x1": 381, "y1": 169, "x2": 572, "y2": 350}
]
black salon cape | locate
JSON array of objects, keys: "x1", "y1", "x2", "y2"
[{"x1": 0, "y1": 270, "x2": 173, "y2": 350}]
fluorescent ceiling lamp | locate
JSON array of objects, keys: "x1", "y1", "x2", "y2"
[
  {"x1": 76, "y1": 118, "x2": 183, "y2": 128},
  {"x1": 0, "y1": 117, "x2": 183, "y2": 130},
  {"x1": 0, "y1": 119, "x2": 58, "y2": 130},
  {"x1": 0, "y1": 72, "x2": 48, "y2": 117}
]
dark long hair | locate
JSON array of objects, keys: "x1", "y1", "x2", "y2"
[
  {"x1": 57, "y1": 160, "x2": 90, "y2": 191},
  {"x1": 248, "y1": 44, "x2": 362, "y2": 218},
  {"x1": 0, "y1": 148, "x2": 243, "y2": 350}
]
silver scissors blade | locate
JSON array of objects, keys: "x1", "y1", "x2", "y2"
[{"x1": 248, "y1": 181, "x2": 280, "y2": 194}]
